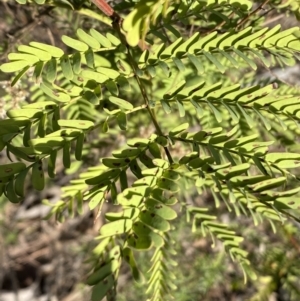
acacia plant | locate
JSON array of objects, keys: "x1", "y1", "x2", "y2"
[{"x1": 1, "y1": 0, "x2": 300, "y2": 300}]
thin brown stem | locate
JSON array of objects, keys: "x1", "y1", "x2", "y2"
[
  {"x1": 90, "y1": 0, "x2": 173, "y2": 164},
  {"x1": 236, "y1": 0, "x2": 270, "y2": 29},
  {"x1": 207, "y1": 11, "x2": 235, "y2": 34}
]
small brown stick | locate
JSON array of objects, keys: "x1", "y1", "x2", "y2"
[{"x1": 90, "y1": 0, "x2": 123, "y2": 23}]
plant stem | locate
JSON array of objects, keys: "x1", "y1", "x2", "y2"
[{"x1": 90, "y1": 0, "x2": 173, "y2": 163}]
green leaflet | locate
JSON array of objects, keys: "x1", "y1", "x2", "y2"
[
  {"x1": 202, "y1": 51, "x2": 226, "y2": 73},
  {"x1": 123, "y1": 247, "x2": 144, "y2": 284},
  {"x1": 11, "y1": 66, "x2": 30, "y2": 86},
  {"x1": 172, "y1": 57, "x2": 185, "y2": 72},
  {"x1": 148, "y1": 142, "x2": 161, "y2": 159},
  {"x1": 230, "y1": 175, "x2": 271, "y2": 187},
  {"x1": 175, "y1": 32, "x2": 200, "y2": 57},
  {"x1": 102, "y1": 157, "x2": 130, "y2": 168},
  {"x1": 18, "y1": 45, "x2": 51, "y2": 61},
  {"x1": 60, "y1": 55, "x2": 73, "y2": 80},
  {"x1": 160, "y1": 37, "x2": 183, "y2": 59},
  {"x1": 261, "y1": 186, "x2": 300, "y2": 199},
  {"x1": 46, "y1": 129, "x2": 81, "y2": 138},
  {"x1": 75, "y1": 133, "x2": 84, "y2": 161},
  {"x1": 8, "y1": 53, "x2": 39, "y2": 64},
  {"x1": 117, "y1": 186, "x2": 149, "y2": 207},
  {"x1": 6, "y1": 180, "x2": 21, "y2": 203},
  {"x1": 106, "y1": 33, "x2": 121, "y2": 46},
  {"x1": 90, "y1": 29, "x2": 112, "y2": 47},
  {"x1": 160, "y1": 99, "x2": 172, "y2": 114},
  {"x1": 112, "y1": 148, "x2": 141, "y2": 158},
  {"x1": 153, "y1": 159, "x2": 169, "y2": 169},
  {"x1": 72, "y1": 52, "x2": 82, "y2": 74},
  {"x1": 85, "y1": 48, "x2": 94, "y2": 69},
  {"x1": 45, "y1": 59, "x2": 57, "y2": 82},
  {"x1": 164, "y1": 80, "x2": 186, "y2": 100},
  {"x1": 97, "y1": 67, "x2": 119, "y2": 80},
  {"x1": 109, "y1": 96, "x2": 133, "y2": 110},
  {"x1": 88, "y1": 190, "x2": 105, "y2": 210},
  {"x1": 224, "y1": 134, "x2": 259, "y2": 149},
  {"x1": 57, "y1": 120, "x2": 94, "y2": 130},
  {"x1": 216, "y1": 163, "x2": 250, "y2": 180},
  {"x1": 169, "y1": 123, "x2": 189, "y2": 136},
  {"x1": 29, "y1": 137, "x2": 71, "y2": 148},
  {"x1": 127, "y1": 232, "x2": 153, "y2": 250},
  {"x1": 234, "y1": 27, "x2": 269, "y2": 48},
  {"x1": 0, "y1": 162, "x2": 26, "y2": 178},
  {"x1": 40, "y1": 83, "x2": 70, "y2": 103},
  {"x1": 142, "y1": 167, "x2": 163, "y2": 177},
  {"x1": 139, "y1": 210, "x2": 170, "y2": 232},
  {"x1": 48, "y1": 151, "x2": 57, "y2": 179},
  {"x1": 132, "y1": 221, "x2": 164, "y2": 248},
  {"x1": 7, "y1": 109, "x2": 43, "y2": 119},
  {"x1": 99, "y1": 219, "x2": 133, "y2": 237},
  {"x1": 77, "y1": 29, "x2": 100, "y2": 49},
  {"x1": 145, "y1": 198, "x2": 177, "y2": 220},
  {"x1": 33, "y1": 61, "x2": 44, "y2": 81},
  {"x1": 86, "y1": 257, "x2": 120, "y2": 286},
  {"x1": 133, "y1": 176, "x2": 157, "y2": 187},
  {"x1": 189, "y1": 31, "x2": 218, "y2": 53},
  {"x1": 81, "y1": 70, "x2": 109, "y2": 83},
  {"x1": 127, "y1": 138, "x2": 149, "y2": 147},
  {"x1": 265, "y1": 152, "x2": 300, "y2": 168},
  {"x1": 105, "y1": 208, "x2": 140, "y2": 221},
  {"x1": 62, "y1": 35, "x2": 89, "y2": 52},
  {"x1": 32, "y1": 160, "x2": 45, "y2": 191},
  {"x1": 29, "y1": 41, "x2": 64, "y2": 57},
  {"x1": 193, "y1": 127, "x2": 223, "y2": 141},
  {"x1": 238, "y1": 84, "x2": 275, "y2": 104},
  {"x1": 15, "y1": 169, "x2": 29, "y2": 197},
  {"x1": 91, "y1": 274, "x2": 115, "y2": 301},
  {"x1": 274, "y1": 197, "x2": 300, "y2": 210},
  {"x1": 251, "y1": 177, "x2": 286, "y2": 192},
  {"x1": 249, "y1": 24, "x2": 281, "y2": 47},
  {"x1": 220, "y1": 27, "x2": 253, "y2": 49},
  {"x1": 0, "y1": 61, "x2": 30, "y2": 73}
]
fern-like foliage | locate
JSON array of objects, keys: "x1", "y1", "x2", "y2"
[{"x1": 2, "y1": 0, "x2": 300, "y2": 300}]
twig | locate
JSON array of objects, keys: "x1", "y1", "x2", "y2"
[
  {"x1": 207, "y1": 11, "x2": 235, "y2": 34},
  {"x1": 90, "y1": 0, "x2": 174, "y2": 164},
  {"x1": 236, "y1": 0, "x2": 270, "y2": 29}
]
